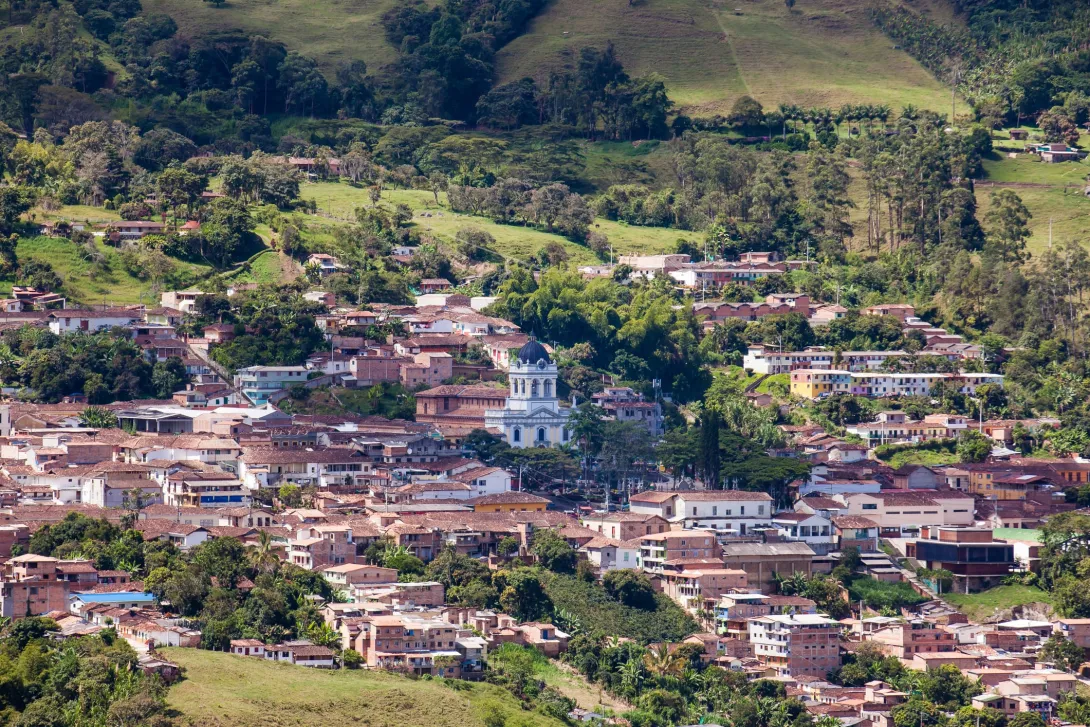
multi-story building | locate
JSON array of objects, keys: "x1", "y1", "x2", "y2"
[
  {"x1": 771, "y1": 512, "x2": 836, "y2": 555},
  {"x1": 866, "y1": 619, "x2": 957, "y2": 658},
  {"x1": 842, "y1": 491, "x2": 975, "y2": 537},
  {"x1": 629, "y1": 490, "x2": 774, "y2": 535},
  {"x1": 636, "y1": 530, "x2": 721, "y2": 573},
  {"x1": 361, "y1": 614, "x2": 464, "y2": 676},
  {"x1": 581, "y1": 512, "x2": 669, "y2": 541},
  {"x1": 909, "y1": 526, "x2": 1016, "y2": 593},
  {"x1": 239, "y1": 447, "x2": 375, "y2": 491},
  {"x1": 162, "y1": 473, "x2": 250, "y2": 508},
  {"x1": 748, "y1": 614, "x2": 841, "y2": 677},
  {"x1": 659, "y1": 568, "x2": 748, "y2": 613},
  {"x1": 590, "y1": 387, "x2": 665, "y2": 437},
  {"x1": 234, "y1": 366, "x2": 310, "y2": 405}
]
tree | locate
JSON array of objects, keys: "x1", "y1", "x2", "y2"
[
  {"x1": 1040, "y1": 633, "x2": 1085, "y2": 671},
  {"x1": 151, "y1": 357, "x2": 187, "y2": 398},
  {"x1": 497, "y1": 536, "x2": 519, "y2": 557},
  {"x1": 984, "y1": 189, "x2": 1031, "y2": 264},
  {"x1": 602, "y1": 569, "x2": 656, "y2": 609},
  {"x1": 201, "y1": 198, "x2": 253, "y2": 267},
  {"x1": 531, "y1": 528, "x2": 577, "y2": 573},
  {"x1": 957, "y1": 429, "x2": 992, "y2": 463},
  {"x1": 157, "y1": 164, "x2": 206, "y2": 225},
  {"x1": 497, "y1": 568, "x2": 551, "y2": 621},
  {"x1": 79, "y1": 406, "x2": 117, "y2": 428}
]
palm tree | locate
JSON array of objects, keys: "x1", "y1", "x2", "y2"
[
  {"x1": 248, "y1": 530, "x2": 280, "y2": 575},
  {"x1": 307, "y1": 621, "x2": 341, "y2": 649},
  {"x1": 642, "y1": 643, "x2": 684, "y2": 677}
]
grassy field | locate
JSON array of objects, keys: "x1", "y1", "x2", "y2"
[
  {"x1": 298, "y1": 182, "x2": 697, "y2": 265},
  {"x1": 980, "y1": 154, "x2": 1090, "y2": 186},
  {"x1": 162, "y1": 648, "x2": 568, "y2": 727},
  {"x1": 943, "y1": 584, "x2": 1054, "y2": 623},
  {"x1": 12, "y1": 237, "x2": 194, "y2": 305},
  {"x1": 496, "y1": 0, "x2": 952, "y2": 115},
  {"x1": 975, "y1": 185, "x2": 1090, "y2": 257},
  {"x1": 142, "y1": 0, "x2": 400, "y2": 76}
]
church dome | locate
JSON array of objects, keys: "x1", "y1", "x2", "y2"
[{"x1": 517, "y1": 337, "x2": 551, "y2": 365}]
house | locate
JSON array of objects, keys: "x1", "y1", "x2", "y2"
[
  {"x1": 832, "y1": 515, "x2": 879, "y2": 552},
  {"x1": 843, "y1": 491, "x2": 974, "y2": 538},
  {"x1": 400, "y1": 352, "x2": 453, "y2": 388},
  {"x1": 579, "y1": 536, "x2": 640, "y2": 573},
  {"x1": 629, "y1": 490, "x2": 774, "y2": 535},
  {"x1": 419, "y1": 278, "x2": 453, "y2": 294},
  {"x1": 106, "y1": 220, "x2": 166, "y2": 241},
  {"x1": 908, "y1": 526, "x2": 1016, "y2": 593},
  {"x1": 47, "y1": 309, "x2": 143, "y2": 335},
  {"x1": 1037, "y1": 143, "x2": 1080, "y2": 163},
  {"x1": 581, "y1": 512, "x2": 669, "y2": 541},
  {"x1": 590, "y1": 387, "x2": 665, "y2": 437},
  {"x1": 637, "y1": 530, "x2": 721, "y2": 573},
  {"x1": 306, "y1": 254, "x2": 343, "y2": 276},
  {"x1": 866, "y1": 619, "x2": 956, "y2": 658},
  {"x1": 772, "y1": 511, "x2": 836, "y2": 554},
  {"x1": 233, "y1": 366, "x2": 309, "y2": 406},
  {"x1": 202, "y1": 324, "x2": 236, "y2": 344},
  {"x1": 465, "y1": 492, "x2": 549, "y2": 513}
]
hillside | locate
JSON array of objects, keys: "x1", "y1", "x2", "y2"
[
  {"x1": 162, "y1": 648, "x2": 570, "y2": 727},
  {"x1": 140, "y1": 0, "x2": 400, "y2": 75},
  {"x1": 144, "y1": 0, "x2": 955, "y2": 115},
  {"x1": 298, "y1": 183, "x2": 700, "y2": 265}
]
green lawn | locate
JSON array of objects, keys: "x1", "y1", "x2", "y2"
[
  {"x1": 161, "y1": 647, "x2": 567, "y2": 727},
  {"x1": 943, "y1": 584, "x2": 1054, "y2": 623},
  {"x1": 298, "y1": 182, "x2": 696, "y2": 265},
  {"x1": 496, "y1": 0, "x2": 952, "y2": 115}
]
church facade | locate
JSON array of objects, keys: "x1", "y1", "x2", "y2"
[{"x1": 484, "y1": 338, "x2": 571, "y2": 448}]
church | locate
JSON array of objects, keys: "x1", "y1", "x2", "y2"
[{"x1": 484, "y1": 338, "x2": 571, "y2": 448}]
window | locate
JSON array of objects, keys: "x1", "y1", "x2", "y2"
[
  {"x1": 512, "y1": 428, "x2": 521, "y2": 443},
  {"x1": 862, "y1": 503, "x2": 878, "y2": 510},
  {"x1": 740, "y1": 506, "x2": 745, "y2": 515},
  {"x1": 693, "y1": 507, "x2": 697, "y2": 516},
  {"x1": 712, "y1": 506, "x2": 718, "y2": 516},
  {"x1": 537, "y1": 427, "x2": 547, "y2": 443}
]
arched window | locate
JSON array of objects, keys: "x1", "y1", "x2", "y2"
[
  {"x1": 530, "y1": 379, "x2": 539, "y2": 398},
  {"x1": 512, "y1": 427, "x2": 521, "y2": 443},
  {"x1": 543, "y1": 380, "x2": 552, "y2": 397},
  {"x1": 519, "y1": 379, "x2": 526, "y2": 395},
  {"x1": 537, "y1": 427, "x2": 547, "y2": 443},
  {"x1": 511, "y1": 380, "x2": 518, "y2": 396}
]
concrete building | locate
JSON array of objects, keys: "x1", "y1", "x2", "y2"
[
  {"x1": 234, "y1": 366, "x2": 310, "y2": 406},
  {"x1": 749, "y1": 614, "x2": 840, "y2": 677}
]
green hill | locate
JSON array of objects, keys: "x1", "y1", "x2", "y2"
[
  {"x1": 145, "y1": 0, "x2": 955, "y2": 115},
  {"x1": 497, "y1": 0, "x2": 954, "y2": 114},
  {"x1": 162, "y1": 647, "x2": 570, "y2": 727}
]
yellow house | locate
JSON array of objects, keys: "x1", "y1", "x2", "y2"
[
  {"x1": 467, "y1": 492, "x2": 550, "y2": 513},
  {"x1": 789, "y1": 369, "x2": 852, "y2": 400}
]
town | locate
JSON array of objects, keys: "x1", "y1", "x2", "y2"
[{"x1": 0, "y1": 267, "x2": 1084, "y2": 727}]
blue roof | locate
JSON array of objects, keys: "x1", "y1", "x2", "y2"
[{"x1": 71, "y1": 592, "x2": 155, "y2": 604}]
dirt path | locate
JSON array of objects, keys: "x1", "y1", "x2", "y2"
[{"x1": 546, "y1": 661, "x2": 631, "y2": 714}]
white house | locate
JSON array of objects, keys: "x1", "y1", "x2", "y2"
[
  {"x1": 629, "y1": 490, "x2": 774, "y2": 536},
  {"x1": 48, "y1": 309, "x2": 142, "y2": 335}
]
